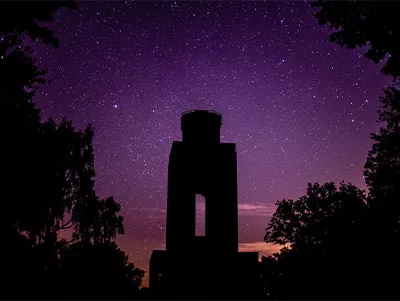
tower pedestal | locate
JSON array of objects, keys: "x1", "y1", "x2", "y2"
[{"x1": 150, "y1": 248, "x2": 259, "y2": 299}]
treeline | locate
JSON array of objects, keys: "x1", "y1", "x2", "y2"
[
  {"x1": 259, "y1": 2, "x2": 400, "y2": 299},
  {"x1": 1, "y1": 2, "x2": 145, "y2": 299}
]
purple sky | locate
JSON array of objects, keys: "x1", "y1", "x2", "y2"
[{"x1": 32, "y1": 1, "x2": 391, "y2": 285}]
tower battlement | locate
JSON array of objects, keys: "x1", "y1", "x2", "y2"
[{"x1": 181, "y1": 110, "x2": 222, "y2": 144}]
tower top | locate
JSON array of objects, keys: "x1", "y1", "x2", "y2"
[{"x1": 181, "y1": 110, "x2": 222, "y2": 144}]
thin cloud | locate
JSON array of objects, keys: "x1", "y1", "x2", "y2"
[
  {"x1": 129, "y1": 201, "x2": 276, "y2": 218},
  {"x1": 238, "y1": 203, "x2": 276, "y2": 217},
  {"x1": 239, "y1": 241, "x2": 283, "y2": 259}
]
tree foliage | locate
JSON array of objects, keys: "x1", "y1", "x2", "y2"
[
  {"x1": 265, "y1": 182, "x2": 367, "y2": 253},
  {"x1": 1, "y1": 42, "x2": 124, "y2": 247},
  {"x1": 259, "y1": 4, "x2": 400, "y2": 298},
  {"x1": 59, "y1": 242, "x2": 145, "y2": 299},
  {"x1": 364, "y1": 85, "x2": 400, "y2": 249},
  {"x1": 311, "y1": 1, "x2": 400, "y2": 79},
  {"x1": 0, "y1": 1, "x2": 78, "y2": 47},
  {"x1": 1, "y1": 2, "x2": 144, "y2": 298},
  {"x1": 262, "y1": 182, "x2": 381, "y2": 299}
]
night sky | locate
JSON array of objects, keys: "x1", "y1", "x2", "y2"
[{"x1": 32, "y1": 1, "x2": 391, "y2": 285}]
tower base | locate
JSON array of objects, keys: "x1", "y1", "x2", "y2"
[{"x1": 149, "y1": 246, "x2": 260, "y2": 299}]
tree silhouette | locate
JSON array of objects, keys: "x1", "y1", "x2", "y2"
[
  {"x1": 307, "y1": 3, "x2": 400, "y2": 298},
  {"x1": 265, "y1": 182, "x2": 367, "y2": 253},
  {"x1": 0, "y1": 1, "x2": 78, "y2": 47},
  {"x1": 259, "y1": 253, "x2": 280, "y2": 299},
  {"x1": 364, "y1": 85, "x2": 400, "y2": 252},
  {"x1": 1, "y1": 41, "x2": 47, "y2": 246},
  {"x1": 1, "y1": 2, "x2": 145, "y2": 298},
  {"x1": 1, "y1": 29, "x2": 51, "y2": 299},
  {"x1": 263, "y1": 182, "x2": 370, "y2": 299},
  {"x1": 311, "y1": 1, "x2": 400, "y2": 79},
  {"x1": 58, "y1": 242, "x2": 145, "y2": 299}
]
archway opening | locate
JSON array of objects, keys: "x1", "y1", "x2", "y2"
[{"x1": 195, "y1": 194, "x2": 206, "y2": 236}]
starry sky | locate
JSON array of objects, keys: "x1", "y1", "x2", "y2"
[{"x1": 32, "y1": 1, "x2": 391, "y2": 285}]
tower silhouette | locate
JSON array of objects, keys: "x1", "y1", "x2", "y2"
[{"x1": 150, "y1": 110, "x2": 259, "y2": 299}]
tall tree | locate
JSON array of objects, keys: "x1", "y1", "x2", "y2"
[
  {"x1": 263, "y1": 182, "x2": 370, "y2": 299},
  {"x1": 364, "y1": 85, "x2": 400, "y2": 248},
  {"x1": 265, "y1": 182, "x2": 367, "y2": 253},
  {"x1": 311, "y1": 1, "x2": 400, "y2": 79},
  {"x1": 1, "y1": 2, "x2": 144, "y2": 298},
  {"x1": 311, "y1": 3, "x2": 400, "y2": 296}
]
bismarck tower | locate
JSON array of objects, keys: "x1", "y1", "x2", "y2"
[{"x1": 150, "y1": 110, "x2": 259, "y2": 299}]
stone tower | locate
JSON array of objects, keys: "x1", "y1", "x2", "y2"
[{"x1": 150, "y1": 110, "x2": 259, "y2": 299}]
